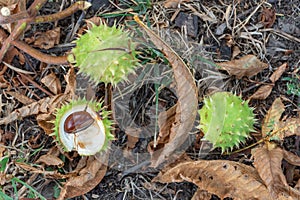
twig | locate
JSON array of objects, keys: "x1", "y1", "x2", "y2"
[
  {"x1": 11, "y1": 40, "x2": 69, "y2": 65},
  {"x1": 34, "y1": 1, "x2": 91, "y2": 23}
]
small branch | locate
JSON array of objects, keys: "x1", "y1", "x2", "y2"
[
  {"x1": 34, "y1": 1, "x2": 91, "y2": 23},
  {"x1": 12, "y1": 40, "x2": 69, "y2": 65}
]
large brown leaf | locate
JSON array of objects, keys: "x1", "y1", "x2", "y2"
[
  {"x1": 134, "y1": 16, "x2": 198, "y2": 168},
  {"x1": 252, "y1": 146, "x2": 300, "y2": 199},
  {"x1": 217, "y1": 55, "x2": 268, "y2": 79},
  {"x1": 154, "y1": 160, "x2": 272, "y2": 199}
]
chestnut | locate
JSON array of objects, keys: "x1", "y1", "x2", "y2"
[
  {"x1": 54, "y1": 99, "x2": 114, "y2": 155},
  {"x1": 64, "y1": 111, "x2": 95, "y2": 134}
]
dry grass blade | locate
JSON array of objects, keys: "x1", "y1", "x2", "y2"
[
  {"x1": 134, "y1": 16, "x2": 198, "y2": 168},
  {"x1": 252, "y1": 146, "x2": 295, "y2": 199},
  {"x1": 153, "y1": 160, "x2": 272, "y2": 199}
]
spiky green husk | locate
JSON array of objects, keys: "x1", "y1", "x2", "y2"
[
  {"x1": 68, "y1": 23, "x2": 139, "y2": 85},
  {"x1": 53, "y1": 99, "x2": 114, "y2": 155},
  {"x1": 198, "y1": 92, "x2": 255, "y2": 152}
]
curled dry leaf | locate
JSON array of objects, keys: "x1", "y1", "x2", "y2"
[
  {"x1": 58, "y1": 153, "x2": 108, "y2": 199},
  {"x1": 269, "y1": 63, "x2": 287, "y2": 83},
  {"x1": 25, "y1": 27, "x2": 61, "y2": 49},
  {"x1": 260, "y1": 7, "x2": 276, "y2": 28},
  {"x1": 6, "y1": 91, "x2": 35, "y2": 105},
  {"x1": 252, "y1": 146, "x2": 300, "y2": 199},
  {"x1": 277, "y1": 117, "x2": 300, "y2": 139},
  {"x1": 261, "y1": 97, "x2": 285, "y2": 138},
  {"x1": 217, "y1": 55, "x2": 268, "y2": 79},
  {"x1": 0, "y1": 94, "x2": 69, "y2": 125},
  {"x1": 41, "y1": 72, "x2": 61, "y2": 94},
  {"x1": 154, "y1": 160, "x2": 272, "y2": 199},
  {"x1": 249, "y1": 85, "x2": 273, "y2": 100},
  {"x1": 36, "y1": 154, "x2": 64, "y2": 167},
  {"x1": 134, "y1": 16, "x2": 198, "y2": 168},
  {"x1": 250, "y1": 63, "x2": 287, "y2": 100}
]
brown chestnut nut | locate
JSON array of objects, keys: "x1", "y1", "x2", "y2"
[{"x1": 64, "y1": 111, "x2": 95, "y2": 134}]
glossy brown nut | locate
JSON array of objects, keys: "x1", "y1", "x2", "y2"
[{"x1": 64, "y1": 111, "x2": 95, "y2": 134}]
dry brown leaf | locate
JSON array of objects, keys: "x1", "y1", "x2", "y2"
[
  {"x1": 261, "y1": 97, "x2": 285, "y2": 138},
  {"x1": 25, "y1": 27, "x2": 61, "y2": 49},
  {"x1": 252, "y1": 146, "x2": 289, "y2": 199},
  {"x1": 36, "y1": 154, "x2": 64, "y2": 167},
  {"x1": 134, "y1": 16, "x2": 198, "y2": 168},
  {"x1": 0, "y1": 94, "x2": 69, "y2": 125},
  {"x1": 217, "y1": 55, "x2": 268, "y2": 79},
  {"x1": 58, "y1": 153, "x2": 108, "y2": 199},
  {"x1": 269, "y1": 63, "x2": 288, "y2": 83},
  {"x1": 260, "y1": 7, "x2": 276, "y2": 28},
  {"x1": 6, "y1": 91, "x2": 35, "y2": 105},
  {"x1": 277, "y1": 117, "x2": 300, "y2": 139},
  {"x1": 36, "y1": 113, "x2": 55, "y2": 135},
  {"x1": 192, "y1": 189, "x2": 212, "y2": 200},
  {"x1": 250, "y1": 63, "x2": 287, "y2": 100},
  {"x1": 283, "y1": 149, "x2": 300, "y2": 166},
  {"x1": 252, "y1": 146, "x2": 300, "y2": 199},
  {"x1": 125, "y1": 127, "x2": 141, "y2": 149},
  {"x1": 164, "y1": 0, "x2": 190, "y2": 8},
  {"x1": 154, "y1": 160, "x2": 272, "y2": 199},
  {"x1": 41, "y1": 72, "x2": 62, "y2": 94},
  {"x1": 249, "y1": 85, "x2": 273, "y2": 100}
]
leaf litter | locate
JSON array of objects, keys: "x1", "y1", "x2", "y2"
[{"x1": 0, "y1": 0, "x2": 299, "y2": 199}]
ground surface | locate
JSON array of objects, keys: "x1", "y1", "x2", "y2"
[{"x1": 0, "y1": 0, "x2": 299, "y2": 199}]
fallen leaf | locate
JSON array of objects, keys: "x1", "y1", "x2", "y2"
[
  {"x1": 41, "y1": 72, "x2": 61, "y2": 94},
  {"x1": 277, "y1": 117, "x2": 300, "y2": 139},
  {"x1": 58, "y1": 153, "x2": 108, "y2": 199},
  {"x1": 154, "y1": 160, "x2": 272, "y2": 199},
  {"x1": 269, "y1": 63, "x2": 288, "y2": 83},
  {"x1": 249, "y1": 84, "x2": 273, "y2": 100},
  {"x1": 261, "y1": 97, "x2": 285, "y2": 138},
  {"x1": 250, "y1": 63, "x2": 287, "y2": 100},
  {"x1": 6, "y1": 91, "x2": 35, "y2": 105},
  {"x1": 260, "y1": 7, "x2": 276, "y2": 28},
  {"x1": 252, "y1": 146, "x2": 300, "y2": 199},
  {"x1": 164, "y1": 0, "x2": 190, "y2": 8},
  {"x1": 217, "y1": 55, "x2": 268, "y2": 79},
  {"x1": 252, "y1": 146, "x2": 289, "y2": 199},
  {"x1": 191, "y1": 189, "x2": 212, "y2": 200},
  {"x1": 0, "y1": 94, "x2": 69, "y2": 125},
  {"x1": 25, "y1": 27, "x2": 60, "y2": 49},
  {"x1": 36, "y1": 154, "x2": 64, "y2": 167},
  {"x1": 134, "y1": 16, "x2": 198, "y2": 168},
  {"x1": 36, "y1": 113, "x2": 55, "y2": 135}
]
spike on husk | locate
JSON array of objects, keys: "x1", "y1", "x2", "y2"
[
  {"x1": 68, "y1": 23, "x2": 139, "y2": 85},
  {"x1": 198, "y1": 92, "x2": 255, "y2": 152}
]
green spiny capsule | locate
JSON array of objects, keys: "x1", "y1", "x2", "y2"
[
  {"x1": 198, "y1": 92, "x2": 255, "y2": 152},
  {"x1": 68, "y1": 23, "x2": 139, "y2": 86}
]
